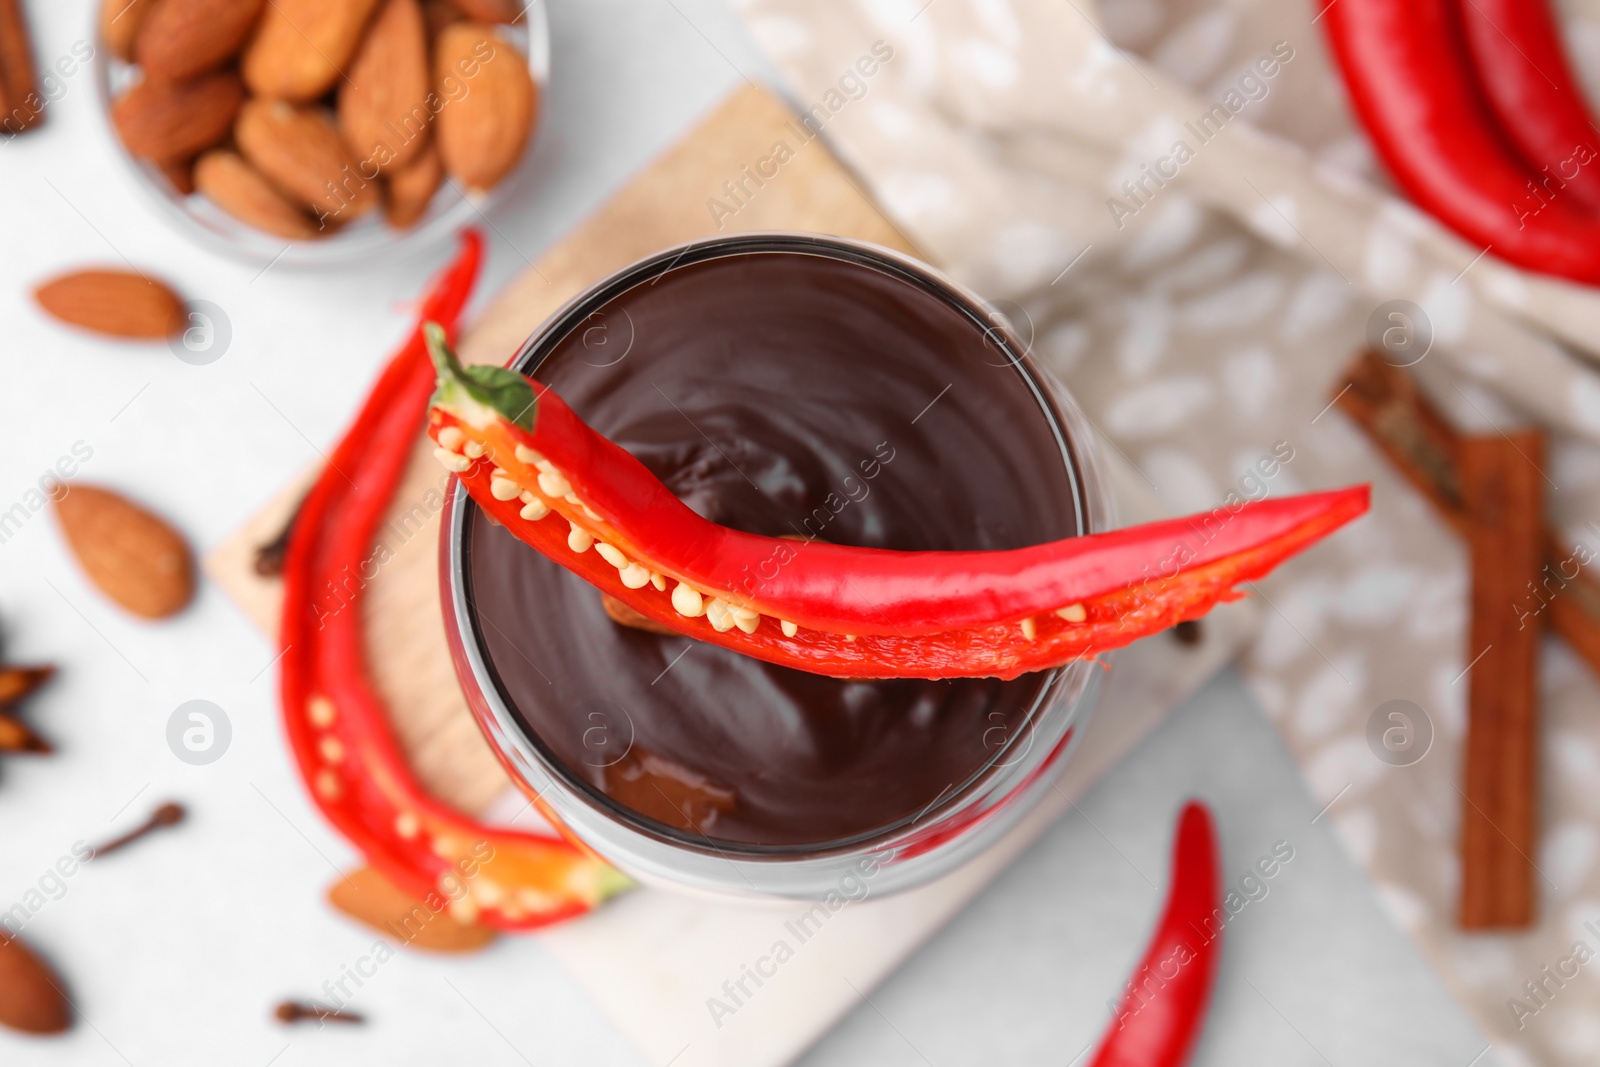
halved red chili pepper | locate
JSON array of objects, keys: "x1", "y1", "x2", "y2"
[
  {"x1": 1456, "y1": 0, "x2": 1600, "y2": 214},
  {"x1": 425, "y1": 331, "x2": 1368, "y2": 680},
  {"x1": 1324, "y1": 0, "x2": 1600, "y2": 285},
  {"x1": 279, "y1": 232, "x2": 627, "y2": 931},
  {"x1": 1089, "y1": 801, "x2": 1221, "y2": 1067}
]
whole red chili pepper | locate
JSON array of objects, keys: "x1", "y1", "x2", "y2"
[
  {"x1": 279, "y1": 232, "x2": 627, "y2": 931},
  {"x1": 1090, "y1": 801, "x2": 1221, "y2": 1067},
  {"x1": 1323, "y1": 0, "x2": 1600, "y2": 285},
  {"x1": 1456, "y1": 0, "x2": 1600, "y2": 214},
  {"x1": 424, "y1": 329, "x2": 1368, "y2": 680}
]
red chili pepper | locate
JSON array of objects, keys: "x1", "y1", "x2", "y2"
[
  {"x1": 425, "y1": 332, "x2": 1368, "y2": 680},
  {"x1": 1323, "y1": 0, "x2": 1600, "y2": 285},
  {"x1": 279, "y1": 231, "x2": 627, "y2": 931},
  {"x1": 1090, "y1": 801, "x2": 1221, "y2": 1067},
  {"x1": 1456, "y1": 0, "x2": 1600, "y2": 213}
]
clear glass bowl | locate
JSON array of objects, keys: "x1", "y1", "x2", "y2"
[
  {"x1": 439, "y1": 234, "x2": 1114, "y2": 902},
  {"x1": 91, "y1": 8, "x2": 550, "y2": 270}
]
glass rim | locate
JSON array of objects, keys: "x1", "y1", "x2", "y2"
[{"x1": 442, "y1": 233, "x2": 1113, "y2": 894}]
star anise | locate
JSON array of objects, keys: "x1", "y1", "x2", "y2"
[{"x1": 0, "y1": 665, "x2": 55, "y2": 755}]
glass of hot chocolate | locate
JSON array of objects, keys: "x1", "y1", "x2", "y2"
[{"x1": 440, "y1": 234, "x2": 1111, "y2": 900}]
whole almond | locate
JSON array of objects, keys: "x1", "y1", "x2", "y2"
[
  {"x1": 0, "y1": 933, "x2": 70, "y2": 1034},
  {"x1": 195, "y1": 150, "x2": 321, "y2": 239},
  {"x1": 100, "y1": 0, "x2": 158, "y2": 62},
  {"x1": 384, "y1": 141, "x2": 442, "y2": 228},
  {"x1": 236, "y1": 99, "x2": 380, "y2": 223},
  {"x1": 445, "y1": 0, "x2": 520, "y2": 22},
  {"x1": 112, "y1": 70, "x2": 244, "y2": 162},
  {"x1": 328, "y1": 868, "x2": 497, "y2": 953},
  {"x1": 54, "y1": 485, "x2": 195, "y2": 619},
  {"x1": 136, "y1": 0, "x2": 265, "y2": 82},
  {"x1": 242, "y1": 0, "x2": 384, "y2": 102},
  {"x1": 433, "y1": 23, "x2": 536, "y2": 191},
  {"x1": 34, "y1": 270, "x2": 184, "y2": 340},
  {"x1": 338, "y1": 0, "x2": 430, "y2": 173}
]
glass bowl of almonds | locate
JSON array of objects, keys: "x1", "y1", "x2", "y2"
[{"x1": 93, "y1": 0, "x2": 549, "y2": 269}]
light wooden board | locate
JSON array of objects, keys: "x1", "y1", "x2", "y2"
[
  {"x1": 204, "y1": 82, "x2": 1256, "y2": 1067},
  {"x1": 205, "y1": 83, "x2": 916, "y2": 814}
]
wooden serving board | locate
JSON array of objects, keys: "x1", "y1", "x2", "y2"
[
  {"x1": 206, "y1": 82, "x2": 1257, "y2": 1067},
  {"x1": 205, "y1": 83, "x2": 914, "y2": 815}
]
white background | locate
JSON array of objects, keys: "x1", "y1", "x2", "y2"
[{"x1": 1, "y1": 1, "x2": 1490, "y2": 1063}]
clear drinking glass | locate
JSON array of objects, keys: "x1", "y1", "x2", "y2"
[{"x1": 440, "y1": 234, "x2": 1113, "y2": 901}]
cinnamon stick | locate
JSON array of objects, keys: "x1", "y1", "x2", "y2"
[
  {"x1": 1458, "y1": 434, "x2": 1543, "y2": 928},
  {"x1": 0, "y1": 0, "x2": 42, "y2": 135},
  {"x1": 1335, "y1": 351, "x2": 1600, "y2": 676},
  {"x1": 1549, "y1": 559, "x2": 1600, "y2": 674},
  {"x1": 1335, "y1": 352, "x2": 1464, "y2": 526},
  {"x1": 1334, "y1": 352, "x2": 1553, "y2": 928}
]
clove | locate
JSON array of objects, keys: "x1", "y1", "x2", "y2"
[
  {"x1": 1170, "y1": 619, "x2": 1203, "y2": 646},
  {"x1": 253, "y1": 496, "x2": 305, "y2": 578},
  {"x1": 274, "y1": 1001, "x2": 365, "y2": 1025},
  {"x1": 90, "y1": 802, "x2": 185, "y2": 859}
]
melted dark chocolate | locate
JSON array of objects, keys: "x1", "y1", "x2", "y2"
[{"x1": 465, "y1": 250, "x2": 1081, "y2": 849}]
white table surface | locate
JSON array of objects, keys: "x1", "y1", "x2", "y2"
[{"x1": 0, "y1": 1, "x2": 1491, "y2": 1063}]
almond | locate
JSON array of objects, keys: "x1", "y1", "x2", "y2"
[
  {"x1": 100, "y1": 0, "x2": 158, "y2": 62},
  {"x1": 53, "y1": 485, "x2": 195, "y2": 619},
  {"x1": 423, "y1": 0, "x2": 465, "y2": 36},
  {"x1": 433, "y1": 23, "x2": 536, "y2": 191},
  {"x1": 194, "y1": 150, "x2": 321, "y2": 239},
  {"x1": 135, "y1": 0, "x2": 265, "y2": 82},
  {"x1": 159, "y1": 157, "x2": 195, "y2": 197},
  {"x1": 34, "y1": 269, "x2": 184, "y2": 340},
  {"x1": 338, "y1": 0, "x2": 430, "y2": 173},
  {"x1": 242, "y1": 0, "x2": 385, "y2": 102},
  {"x1": 445, "y1": 0, "x2": 520, "y2": 22},
  {"x1": 112, "y1": 69, "x2": 244, "y2": 162},
  {"x1": 235, "y1": 98, "x2": 380, "y2": 223},
  {"x1": 384, "y1": 141, "x2": 442, "y2": 228},
  {"x1": 0, "y1": 933, "x2": 70, "y2": 1034},
  {"x1": 328, "y1": 868, "x2": 497, "y2": 953}
]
